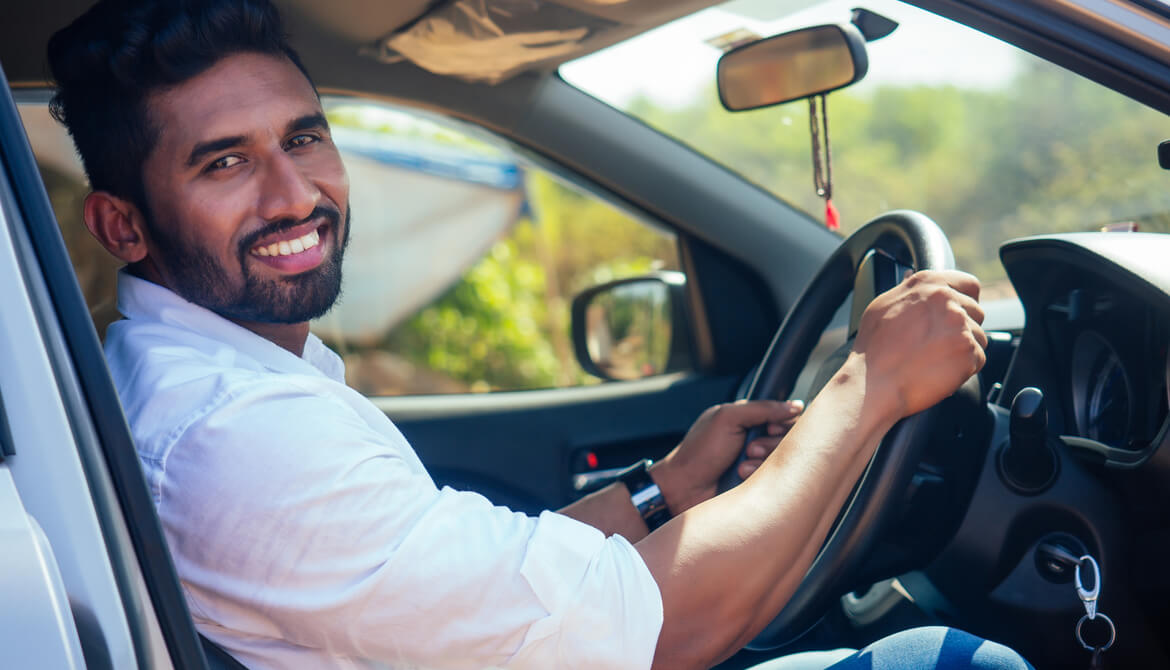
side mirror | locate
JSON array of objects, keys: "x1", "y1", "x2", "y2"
[
  {"x1": 570, "y1": 272, "x2": 693, "y2": 381},
  {"x1": 717, "y1": 23, "x2": 868, "y2": 112}
]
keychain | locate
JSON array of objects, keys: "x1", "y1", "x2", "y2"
[{"x1": 1074, "y1": 555, "x2": 1115, "y2": 669}]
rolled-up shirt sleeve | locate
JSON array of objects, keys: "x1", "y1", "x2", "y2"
[{"x1": 154, "y1": 378, "x2": 663, "y2": 669}]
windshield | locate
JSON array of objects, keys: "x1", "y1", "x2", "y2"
[{"x1": 562, "y1": 0, "x2": 1170, "y2": 285}]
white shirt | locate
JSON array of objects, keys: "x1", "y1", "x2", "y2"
[{"x1": 104, "y1": 271, "x2": 663, "y2": 669}]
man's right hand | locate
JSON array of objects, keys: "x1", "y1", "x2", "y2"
[{"x1": 850, "y1": 269, "x2": 988, "y2": 421}]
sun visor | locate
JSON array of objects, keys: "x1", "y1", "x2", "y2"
[{"x1": 367, "y1": 0, "x2": 623, "y2": 84}]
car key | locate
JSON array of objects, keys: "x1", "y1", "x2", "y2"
[{"x1": 1074, "y1": 555, "x2": 1115, "y2": 668}]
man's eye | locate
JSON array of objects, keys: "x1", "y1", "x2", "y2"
[
  {"x1": 286, "y1": 134, "x2": 319, "y2": 149},
  {"x1": 208, "y1": 155, "x2": 244, "y2": 171}
]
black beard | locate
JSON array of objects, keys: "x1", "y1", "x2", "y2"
[{"x1": 146, "y1": 205, "x2": 351, "y2": 324}]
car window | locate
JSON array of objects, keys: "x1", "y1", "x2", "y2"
[
  {"x1": 562, "y1": 0, "x2": 1170, "y2": 295},
  {"x1": 318, "y1": 100, "x2": 681, "y2": 395},
  {"x1": 20, "y1": 97, "x2": 681, "y2": 396}
]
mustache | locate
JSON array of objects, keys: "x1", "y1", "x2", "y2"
[{"x1": 238, "y1": 206, "x2": 341, "y2": 260}]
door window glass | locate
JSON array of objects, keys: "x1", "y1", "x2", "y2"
[{"x1": 318, "y1": 101, "x2": 680, "y2": 395}]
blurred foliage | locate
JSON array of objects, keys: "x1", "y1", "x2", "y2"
[
  {"x1": 357, "y1": 168, "x2": 679, "y2": 393},
  {"x1": 630, "y1": 60, "x2": 1170, "y2": 282},
  {"x1": 321, "y1": 106, "x2": 679, "y2": 394},
  {"x1": 382, "y1": 239, "x2": 560, "y2": 391}
]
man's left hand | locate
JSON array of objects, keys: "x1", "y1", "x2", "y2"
[{"x1": 649, "y1": 399, "x2": 803, "y2": 515}]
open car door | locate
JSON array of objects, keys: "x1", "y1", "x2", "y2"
[{"x1": 0, "y1": 62, "x2": 211, "y2": 669}]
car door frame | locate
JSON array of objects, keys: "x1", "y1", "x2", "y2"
[{"x1": 0, "y1": 64, "x2": 209, "y2": 669}]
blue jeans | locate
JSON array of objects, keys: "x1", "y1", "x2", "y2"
[{"x1": 751, "y1": 627, "x2": 1033, "y2": 670}]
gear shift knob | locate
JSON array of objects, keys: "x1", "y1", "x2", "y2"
[
  {"x1": 1001, "y1": 387, "x2": 1059, "y2": 494},
  {"x1": 1010, "y1": 386, "x2": 1047, "y2": 440}
]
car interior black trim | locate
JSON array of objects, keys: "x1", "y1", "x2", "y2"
[
  {"x1": 69, "y1": 601, "x2": 115, "y2": 670},
  {"x1": 200, "y1": 634, "x2": 248, "y2": 670},
  {"x1": 912, "y1": 0, "x2": 1170, "y2": 116},
  {"x1": 373, "y1": 371, "x2": 728, "y2": 415},
  {"x1": 1129, "y1": 0, "x2": 1170, "y2": 23},
  {"x1": 686, "y1": 235, "x2": 780, "y2": 375},
  {"x1": 0, "y1": 64, "x2": 210, "y2": 669},
  {"x1": 0, "y1": 389, "x2": 14, "y2": 459},
  {"x1": 678, "y1": 236, "x2": 717, "y2": 371},
  {"x1": 664, "y1": 270, "x2": 699, "y2": 375},
  {"x1": 386, "y1": 374, "x2": 741, "y2": 509}
]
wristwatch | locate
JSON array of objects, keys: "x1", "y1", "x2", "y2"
[{"x1": 616, "y1": 459, "x2": 672, "y2": 531}]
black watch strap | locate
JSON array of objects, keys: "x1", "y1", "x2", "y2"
[{"x1": 616, "y1": 459, "x2": 672, "y2": 531}]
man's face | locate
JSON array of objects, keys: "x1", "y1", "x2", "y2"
[{"x1": 139, "y1": 52, "x2": 350, "y2": 324}]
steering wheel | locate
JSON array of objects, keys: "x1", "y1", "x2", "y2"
[{"x1": 720, "y1": 210, "x2": 955, "y2": 649}]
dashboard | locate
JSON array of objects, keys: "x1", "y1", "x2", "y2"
[
  {"x1": 998, "y1": 233, "x2": 1170, "y2": 468},
  {"x1": 1055, "y1": 287, "x2": 1168, "y2": 449},
  {"x1": 911, "y1": 233, "x2": 1170, "y2": 667}
]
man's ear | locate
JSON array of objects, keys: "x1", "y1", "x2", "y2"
[{"x1": 82, "y1": 191, "x2": 150, "y2": 263}]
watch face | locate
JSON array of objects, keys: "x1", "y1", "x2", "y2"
[
  {"x1": 629, "y1": 482, "x2": 663, "y2": 508},
  {"x1": 615, "y1": 459, "x2": 670, "y2": 529}
]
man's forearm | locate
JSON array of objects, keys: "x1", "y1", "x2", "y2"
[
  {"x1": 558, "y1": 480, "x2": 651, "y2": 541},
  {"x1": 635, "y1": 355, "x2": 898, "y2": 670}
]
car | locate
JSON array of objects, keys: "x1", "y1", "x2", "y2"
[{"x1": 3, "y1": 0, "x2": 1170, "y2": 667}]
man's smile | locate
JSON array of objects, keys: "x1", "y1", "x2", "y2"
[
  {"x1": 251, "y1": 227, "x2": 321, "y2": 258},
  {"x1": 245, "y1": 216, "x2": 336, "y2": 274}
]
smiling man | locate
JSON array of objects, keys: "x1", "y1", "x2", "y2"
[
  {"x1": 45, "y1": 1, "x2": 1030, "y2": 669},
  {"x1": 82, "y1": 48, "x2": 349, "y2": 352}
]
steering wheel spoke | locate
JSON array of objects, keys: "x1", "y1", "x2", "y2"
[{"x1": 848, "y1": 248, "x2": 916, "y2": 338}]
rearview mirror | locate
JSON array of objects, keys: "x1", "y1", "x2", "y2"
[
  {"x1": 570, "y1": 272, "x2": 693, "y2": 381},
  {"x1": 717, "y1": 24, "x2": 868, "y2": 111}
]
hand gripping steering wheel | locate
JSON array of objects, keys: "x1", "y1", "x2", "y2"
[{"x1": 718, "y1": 210, "x2": 955, "y2": 649}]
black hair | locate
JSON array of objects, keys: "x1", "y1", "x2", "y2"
[{"x1": 46, "y1": 0, "x2": 315, "y2": 214}]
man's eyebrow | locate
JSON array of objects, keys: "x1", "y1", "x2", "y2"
[
  {"x1": 186, "y1": 135, "x2": 248, "y2": 169},
  {"x1": 183, "y1": 115, "x2": 327, "y2": 169},
  {"x1": 288, "y1": 113, "x2": 329, "y2": 134}
]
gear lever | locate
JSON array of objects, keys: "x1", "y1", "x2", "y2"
[{"x1": 999, "y1": 387, "x2": 1059, "y2": 494}]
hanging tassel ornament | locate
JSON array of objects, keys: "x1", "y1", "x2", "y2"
[
  {"x1": 824, "y1": 199, "x2": 840, "y2": 232},
  {"x1": 809, "y1": 95, "x2": 839, "y2": 231}
]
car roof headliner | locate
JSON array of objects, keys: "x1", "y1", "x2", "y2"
[{"x1": 2, "y1": 0, "x2": 721, "y2": 89}]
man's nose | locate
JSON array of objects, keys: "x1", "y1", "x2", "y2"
[{"x1": 257, "y1": 151, "x2": 320, "y2": 222}]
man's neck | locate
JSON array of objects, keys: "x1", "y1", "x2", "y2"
[{"x1": 229, "y1": 319, "x2": 311, "y2": 357}]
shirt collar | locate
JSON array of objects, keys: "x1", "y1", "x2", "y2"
[{"x1": 115, "y1": 269, "x2": 345, "y2": 382}]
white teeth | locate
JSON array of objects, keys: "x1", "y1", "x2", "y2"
[{"x1": 252, "y1": 228, "x2": 323, "y2": 258}]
